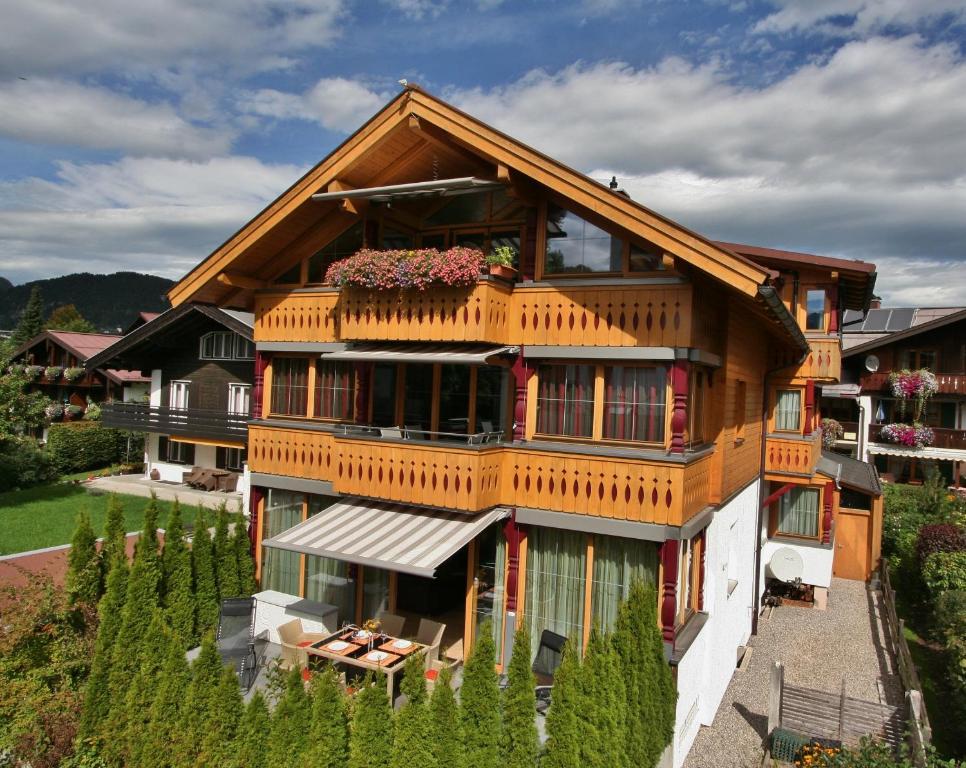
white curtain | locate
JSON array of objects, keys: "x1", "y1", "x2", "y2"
[
  {"x1": 591, "y1": 535, "x2": 658, "y2": 632},
  {"x1": 524, "y1": 527, "x2": 587, "y2": 656},
  {"x1": 778, "y1": 488, "x2": 819, "y2": 537},
  {"x1": 260, "y1": 490, "x2": 302, "y2": 595},
  {"x1": 775, "y1": 389, "x2": 802, "y2": 431}
]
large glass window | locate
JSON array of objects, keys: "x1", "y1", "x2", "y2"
[
  {"x1": 524, "y1": 527, "x2": 587, "y2": 655},
  {"x1": 687, "y1": 369, "x2": 708, "y2": 447},
  {"x1": 475, "y1": 367, "x2": 507, "y2": 437},
  {"x1": 304, "y1": 556, "x2": 356, "y2": 627},
  {"x1": 591, "y1": 535, "x2": 657, "y2": 632},
  {"x1": 545, "y1": 204, "x2": 622, "y2": 274},
  {"x1": 362, "y1": 567, "x2": 390, "y2": 621},
  {"x1": 474, "y1": 522, "x2": 507, "y2": 664},
  {"x1": 775, "y1": 389, "x2": 802, "y2": 431},
  {"x1": 403, "y1": 364, "x2": 434, "y2": 435},
  {"x1": 438, "y1": 365, "x2": 471, "y2": 438},
  {"x1": 271, "y1": 358, "x2": 309, "y2": 416},
  {"x1": 535, "y1": 364, "x2": 594, "y2": 438},
  {"x1": 371, "y1": 363, "x2": 397, "y2": 427},
  {"x1": 261, "y1": 490, "x2": 302, "y2": 595},
  {"x1": 308, "y1": 222, "x2": 364, "y2": 283},
  {"x1": 602, "y1": 366, "x2": 667, "y2": 443},
  {"x1": 314, "y1": 361, "x2": 354, "y2": 420},
  {"x1": 777, "y1": 487, "x2": 820, "y2": 537},
  {"x1": 805, "y1": 289, "x2": 826, "y2": 331}
]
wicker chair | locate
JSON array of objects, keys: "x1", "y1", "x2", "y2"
[
  {"x1": 276, "y1": 618, "x2": 328, "y2": 670},
  {"x1": 376, "y1": 611, "x2": 406, "y2": 637}
]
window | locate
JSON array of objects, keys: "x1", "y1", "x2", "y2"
[
  {"x1": 270, "y1": 358, "x2": 309, "y2": 416},
  {"x1": 261, "y1": 490, "x2": 302, "y2": 594},
  {"x1": 234, "y1": 336, "x2": 255, "y2": 360},
  {"x1": 805, "y1": 289, "x2": 826, "y2": 331},
  {"x1": 158, "y1": 435, "x2": 194, "y2": 465},
  {"x1": 777, "y1": 487, "x2": 820, "y2": 537},
  {"x1": 687, "y1": 368, "x2": 708, "y2": 447},
  {"x1": 524, "y1": 527, "x2": 587, "y2": 655},
  {"x1": 602, "y1": 366, "x2": 667, "y2": 443},
  {"x1": 545, "y1": 204, "x2": 622, "y2": 274},
  {"x1": 169, "y1": 380, "x2": 190, "y2": 410},
  {"x1": 735, "y1": 380, "x2": 747, "y2": 441},
  {"x1": 775, "y1": 389, "x2": 802, "y2": 431},
  {"x1": 200, "y1": 332, "x2": 233, "y2": 359},
  {"x1": 371, "y1": 363, "x2": 398, "y2": 427},
  {"x1": 677, "y1": 534, "x2": 701, "y2": 623},
  {"x1": 314, "y1": 361, "x2": 354, "y2": 420},
  {"x1": 473, "y1": 522, "x2": 508, "y2": 663},
  {"x1": 535, "y1": 364, "x2": 594, "y2": 438},
  {"x1": 308, "y1": 222, "x2": 364, "y2": 283},
  {"x1": 228, "y1": 384, "x2": 251, "y2": 416},
  {"x1": 898, "y1": 348, "x2": 938, "y2": 370},
  {"x1": 628, "y1": 242, "x2": 664, "y2": 272},
  {"x1": 591, "y1": 535, "x2": 658, "y2": 631},
  {"x1": 216, "y1": 446, "x2": 247, "y2": 471}
]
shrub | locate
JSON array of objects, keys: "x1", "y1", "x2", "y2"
[
  {"x1": 916, "y1": 523, "x2": 966, "y2": 565},
  {"x1": 0, "y1": 434, "x2": 57, "y2": 491},
  {"x1": 46, "y1": 421, "x2": 127, "y2": 474},
  {"x1": 935, "y1": 590, "x2": 966, "y2": 723},
  {"x1": 923, "y1": 551, "x2": 966, "y2": 600},
  {"x1": 458, "y1": 620, "x2": 501, "y2": 768}
]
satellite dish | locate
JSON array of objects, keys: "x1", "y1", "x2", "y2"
[
  {"x1": 767, "y1": 547, "x2": 804, "y2": 583},
  {"x1": 865, "y1": 354, "x2": 880, "y2": 373}
]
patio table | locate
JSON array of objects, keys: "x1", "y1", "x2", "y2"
[{"x1": 306, "y1": 628, "x2": 427, "y2": 696}]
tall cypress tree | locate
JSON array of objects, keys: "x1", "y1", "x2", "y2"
[
  {"x1": 430, "y1": 667, "x2": 461, "y2": 768},
  {"x1": 233, "y1": 520, "x2": 257, "y2": 595},
  {"x1": 267, "y1": 667, "x2": 312, "y2": 768},
  {"x1": 101, "y1": 493, "x2": 128, "y2": 574},
  {"x1": 173, "y1": 634, "x2": 223, "y2": 767},
  {"x1": 541, "y1": 639, "x2": 585, "y2": 768},
  {"x1": 162, "y1": 500, "x2": 195, "y2": 645},
  {"x1": 349, "y1": 674, "x2": 394, "y2": 768},
  {"x1": 78, "y1": 559, "x2": 129, "y2": 742},
  {"x1": 66, "y1": 510, "x2": 101, "y2": 605},
  {"x1": 579, "y1": 627, "x2": 627, "y2": 768},
  {"x1": 139, "y1": 630, "x2": 191, "y2": 768},
  {"x1": 192, "y1": 508, "x2": 219, "y2": 636},
  {"x1": 10, "y1": 285, "x2": 44, "y2": 348},
  {"x1": 500, "y1": 624, "x2": 538, "y2": 768},
  {"x1": 459, "y1": 622, "x2": 501, "y2": 768},
  {"x1": 391, "y1": 653, "x2": 436, "y2": 768},
  {"x1": 233, "y1": 691, "x2": 270, "y2": 768},
  {"x1": 215, "y1": 505, "x2": 241, "y2": 598},
  {"x1": 138, "y1": 492, "x2": 162, "y2": 571},
  {"x1": 197, "y1": 664, "x2": 245, "y2": 767},
  {"x1": 303, "y1": 665, "x2": 349, "y2": 766}
]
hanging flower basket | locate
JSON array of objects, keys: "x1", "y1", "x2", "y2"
[
  {"x1": 24, "y1": 365, "x2": 43, "y2": 380},
  {"x1": 325, "y1": 247, "x2": 485, "y2": 291},
  {"x1": 45, "y1": 402, "x2": 63, "y2": 421},
  {"x1": 879, "y1": 423, "x2": 934, "y2": 448},
  {"x1": 44, "y1": 366, "x2": 63, "y2": 380},
  {"x1": 889, "y1": 368, "x2": 938, "y2": 421},
  {"x1": 820, "y1": 418, "x2": 843, "y2": 449},
  {"x1": 63, "y1": 367, "x2": 85, "y2": 382}
]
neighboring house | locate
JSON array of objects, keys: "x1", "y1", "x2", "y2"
[
  {"x1": 84, "y1": 304, "x2": 255, "y2": 498},
  {"x1": 10, "y1": 330, "x2": 150, "y2": 409},
  {"x1": 164, "y1": 86, "x2": 878, "y2": 766},
  {"x1": 828, "y1": 305, "x2": 965, "y2": 488}
]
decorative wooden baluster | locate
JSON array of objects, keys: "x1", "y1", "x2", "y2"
[
  {"x1": 251, "y1": 351, "x2": 269, "y2": 420},
  {"x1": 670, "y1": 360, "x2": 689, "y2": 453},
  {"x1": 660, "y1": 540, "x2": 679, "y2": 643},
  {"x1": 511, "y1": 351, "x2": 535, "y2": 442},
  {"x1": 822, "y1": 481, "x2": 834, "y2": 544},
  {"x1": 503, "y1": 515, "x2": 524, "y2": 613},
  {"x1": 354, "y1": 362, "x2": 371, "y2": 424},
  {"x1": 805, "y1": 379, "x2": 815, "y2": 434}
]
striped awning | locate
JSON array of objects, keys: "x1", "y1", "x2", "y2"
[
  {"x1": 320, "y1": 343, "x2": 518, "y2": 365},
  {"x1": 868, "y1": 444, "x2": 965, "y2": 462},
  {"x1": 262, "y1": 498, "x2": 509, "y2": 577}
]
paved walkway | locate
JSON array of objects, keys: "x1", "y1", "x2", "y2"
[
  {"x1": 87, "y1": 475, "x2": 244, "y2": 513},
  {"x1": 684, "y1": 579, "x2": 903, "y2": 768}
]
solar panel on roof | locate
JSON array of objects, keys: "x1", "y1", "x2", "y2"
[
  {"x1": 861, "y1": 309, "x2": 890, "y2": 332},
  {"x1": 886, "y1": 308, "x2": 916, "y2": 331},
  {"x1": 842, "y1": 310, "x2": 865, "y2": 329}
]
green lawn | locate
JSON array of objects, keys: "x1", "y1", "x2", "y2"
[{"x1": 0, "y1": 483, "x2": 204, "y2": 556}]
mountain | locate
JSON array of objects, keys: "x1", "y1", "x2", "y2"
[{"x1": 0, "y1": 272, "x2": 174, "y2": 333}]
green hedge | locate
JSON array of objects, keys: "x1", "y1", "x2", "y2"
[
  {"x1": 923, "y1": 551, "x2": 966, "y2": 600},
  {"x1": 46, "y1": 422, "x2": 143, "y2": 475},
  {"x1": 0, "y1": 435, "x2": 58, "y2": 492}
]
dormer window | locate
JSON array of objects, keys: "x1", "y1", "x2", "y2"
[
  {"x1": 200, "y1": 331, "x2": 253, "y2": 360},
  {"x1": 545, "y1": 204, "x2": 622, "y2": 275},
  {"x1": 805, "y1": 288, "x2": 826, "y2": 331}
]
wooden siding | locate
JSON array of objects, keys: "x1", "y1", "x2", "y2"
[
  {"x1": 254, "y1": 290, "x2": 340, "y2": 343},
  {"x1": 772, "y1": 337, "x2": 840, "y2": 382},
  {"x1": 764, "y1": 433, "x2": 821, "y2": 476},
  {"x1": 248, "y1": 424, "x2": 335, "y2": 481}
]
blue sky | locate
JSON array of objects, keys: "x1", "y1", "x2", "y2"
[{"x1": 1, "y1": 0, "x2": 965, "y2": 305}]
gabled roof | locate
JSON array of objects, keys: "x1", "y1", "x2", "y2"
[
  {"x1": 842, "y1": 306, "x2": 966, "y2": 358},
  {"x1": 124, "y1": 311, "x2": 162, "y2": 334},
  {"x1": 84, "y1": 303, "x2": 254, "y2": 371},
  {"x1": 166, "y1": 86, "x2": 809, "y2": 354},
  {"x1": 816, "y1": 450, "x2": 881, "y2": 496},
  {"x1": 12, "y1": 330, "x2": 123, "y2": 362}
]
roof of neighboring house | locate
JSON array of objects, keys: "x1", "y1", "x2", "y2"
[
  {"x1": 84, "y1": 303, "x2": 254, "y2": 371},
  {"x1": 12, "y1": 330, "x2": 123, "y2": 362},
  {"x1": 715, "y1": 241, "x2": 877, "y2": 312},
  {"x1": 124, "y1": 311, "x2": 163, "y2": 334},
  {"x1": 103, "y1": 369, "x2": 151, "y2": 385},
  {"x1": 842, "y1": 306, "x2": 966, "y2": 356},
  {"x1": 816, "y1": 450, "x2": 882, "y2": 496}
]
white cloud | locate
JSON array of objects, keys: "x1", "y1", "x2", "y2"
[
  {"x1": 0, "y1": 156, "x2": 304, "y2": 284},
  {"x1": 0, "y1": 79, "x2": 231, "y2": 159},
  {"x1": 239, "y1": 78, "x2": 387, "y2": 133},
  {"x1": 754, "y1": 0, "x2": 966, "y2": 36},
  {"x1": 381, "y1": 0, "x2": 450, "y2": 19}
]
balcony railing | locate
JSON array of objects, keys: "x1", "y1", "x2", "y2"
[
  {"x1": 101, "y1": 403, "x2": 250, "y2": 442},
  {"x1": 868, "y1": 423, "x2": 966, "y2": 451},
  {"x1": 862, "y1": 371, "x2": 966, "y2": 395},
  {"x1": 764, "y1": 431, "x2": 821, "y2": 475}
]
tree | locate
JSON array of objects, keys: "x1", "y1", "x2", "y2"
[
  {"x1": 170, "y1": 634, "x2": 223, "y2": 767},
  {"x1": 391, "y1": 653, "x2": 436, "y2": 768},
  {"x1": 9, "y1": 285, "x2": 44, "y2": 348},
  {"x1": 303, "y1": 665, "x2": 349, "y2": 766},
  {"x1": 458, "y1": 621, "x2": 501, "y2": 768},
  {"x1": 349, "y1": 673, "x2": 394, "y2": 768},
  {"x1": 66, "y1": 510, "x2": 101, "y2": 605},
  {"x1": 579, "y1": 627, "x2": 627, "y2": 768},
  {"x1": 233, "y1": 521, "x2": 256, "y2": 595},
  {"x1": 101, "y1": 494, "x2": 128, "y2": 573},
  {"x1": 192, "y1": 508, "x2": 219, "y2": 636},
  {"x1": 267, "y1": 667, "x2": 311, "y2": 768},
  {"x1": 214, "y1": 504, "x2": 240, "y2": 599},
  {"x1": 541, "y1": 638, "x2": 584, "y2": 768},
  {"x1": 0, "y1": 368, "x2": 49, "y2": 436},
  {"x1": 78, "y1": 559, "x2": 129, "y2": 742},
  {"x1": 137, "y1": 492, "x2": 161, "y2": 573},
  {"x1": 430, "y1": 667, "x2": 461, "y2": 768},
  {"x1": 161, "y1": 500, "x2": 195, "y2": 645},
  {"x1": 500, "y1": 624, "x2": 538, "y2": 768},
  {"x1": 138, "y1": 630, "x2": 190, "y2": 768},
  {"x1": 197, "y1": 664, "x2": 245, "y2": 767},
  {"x1": 233, "y1": 692, "x2": 270, "y2": 768},
  {"x1": 46, "y1": 303, "x2": 96, "y2": 333}
]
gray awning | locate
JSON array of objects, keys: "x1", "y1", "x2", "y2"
[
  {"x1": 867, "y1": 444, "x2": 965, "y2": 463},
  {"x1": 820, "y1": 383, "x2": 861, "y2": 399},
  {"x1": 321, "y1": 343, "x2": 519, "y2": 365},
  {"x1": 262, "y1": 497, "x2": 509, "y2": 577}
]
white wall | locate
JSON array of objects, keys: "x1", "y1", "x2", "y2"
[
  {"x1": 149, "y1": 369, "x2": 162, "y2": 407},
  {"x1": 673, "y1": 478, "x2": 759, "y2": 768},
  {"x1": 761, "y1": 536, "x2": 834, "y2": 589}
]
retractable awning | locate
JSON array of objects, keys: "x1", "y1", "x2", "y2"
[
  {"x1": 320, "y1": 343, "x2": 518, "y2": 365},
  {"x1": 262, "y1": 497, "x2": 509, "y2": 577},
  {"x1": 868, "y1": 444, "x2": 966, "y2": 462},
  {"x1": 820, "y1": 383, "x2": 861, "y2": 399}
]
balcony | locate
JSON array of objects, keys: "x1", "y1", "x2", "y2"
[
  {"x1": 254, "y1": 289, "x2": 340, "y2": 343},
  {"x1": 101, "y1": 403, "x2": 250, "y2": 443},
  {"x1": 861, "y1": 371, "x2": 966, "y2": 395},
  {"x1": 771, "y1": 338, "x2": 840, "y2": 381},
  {"x1": 868, "y1": 423, "x2": 966, "y2": 451},
  {"x1": 764, "y1": 431, "x2": 821, "y2": 476}
]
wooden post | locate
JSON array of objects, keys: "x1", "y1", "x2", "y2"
[
  {"x1": 249, "y1": 486, "x2": 264, "y2": 555},
  {"x1": 670, "y1": 360, "x2": 689, "y2": 453},
  {"x1": 768, "y1": 661, "x2": 784, "y2": 736},
  {"x1": 805, "y1": 379, "x2": 815, "y2": 434},
  {"x1": 828, "y1": 283, "x2": 840, "y2": 334},
  {"x1": 503, "y1": 514, "x2": 523, "y2": 612},
  {"x1": 251, "y1": 351, "x2": 269, "y2": 419},
  {"x1": 659, "y1": 540, "x2": 679, "y2": 643},
  {"x1": 822, "y1": 481, "x2": 835, "y2": 544},
  {"x1": 511, "y1": 352, "x2": 534, "y2": 442}
]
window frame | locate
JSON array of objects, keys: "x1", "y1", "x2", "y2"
[
  {"x1": 227, "y1": 383, "x2": 251, "y2": 416},
  {"x1": 234, "y1": 336, "x2": 255, "y2": 360},
  {"x1": 600, "y1": 364, "x2": 669, "y2": 446},
  {"x1": 199, "y1": 331, "x2": 234, "y2": 360},
  {"x1": 269, "y1": 357, "x2": 311, "y2": 417},
  {"x1": 313, "y1": 360, "x2": 356, "y2": 422},
  {"x1": 803, "y1": 287, "x2": 828, "y2": 333},
  {"x1": 773, "y1": 388, "x2": 803, "y2": 433},
  {"x1": 773, "y1": 486, "x2": 822, "y2": 540}
]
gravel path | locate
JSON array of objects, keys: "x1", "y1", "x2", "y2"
[{"x1": 684, "y1": 579, "x2": 903, "y2": 768}]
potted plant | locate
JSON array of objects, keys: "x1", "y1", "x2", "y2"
[
  {"x1": 63, "y1": 367, "x2": 85, "y2": 382},
  {"x1": 24, "y1": 365, "x2": 43, "y2": 380},
  {"x1": 325, "y1": 246, "x2": 485, "y2": 291},
  {"x1": 45, "y1": 402, "x2": 63, "y2": 421},
  {"x1": 889, "y1": 368, "x2": 938, "y2": 421},
  {"x1": 65, "y1": 404, "x2": 84, "y2": 420},
  {"x1": 485, "y1": 245, "x2": 517, "y2": 280},
  {"x1": 820, "y1": 417, "x2": 843, "y2": 450},
  {"x1": 44, "y1": 365, "x2": 63, "y2": 380},
  {"x1": 879, "y1": 422, "x2": 935, "y2": 448}
]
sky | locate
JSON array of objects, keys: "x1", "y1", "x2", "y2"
[{"x1": 1, "y1": 0, "x2": 964, "y2": 307}]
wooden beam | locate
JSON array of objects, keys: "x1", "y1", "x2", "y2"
[
  {"x1": 406, "y1": 114, "x2": 493, "y2": 175},
  {"x1": 762, "y1": 482, "x2": 796, "y2": 509},
  {"x1": 216, "y1": 272, "x2": 267, "y2": 290}
]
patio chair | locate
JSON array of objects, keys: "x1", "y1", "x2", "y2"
[
  {"x1": 380, "y1": 427, "x2": 403, "y2": 439},
  {"x1": 531, "y1": 629, "x2": 567, "y2": 713},
  {"x1": 415, "y1": 618, "x2": 446, "y2": 662},
  {"x1": 277, "y1": 618, "x2": 328, "y2": 671},
  {"x1": 216, "y1": 597, "x2": 260, "y2": 691},
  {"x1": 481, "y1": 420, "x2": 494, "y2": 442},
  {"x1": 181, "y1": 466, "x2": 204, "y2": 485},
  {"x1": 377, "y1": 611, "x2": 406, "y2": 637},
  {"x1": 404, "y1": 424, "x2": 426, "y2": 440}
]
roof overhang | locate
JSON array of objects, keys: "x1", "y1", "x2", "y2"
[{"x1": 310, "y1": 176, "x2": 504, "y2": 203}]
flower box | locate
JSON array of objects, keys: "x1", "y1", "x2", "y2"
[
  {"x1": 44, "y1": 366, "x2": 63, "y2": 380},
  {"x1": 63, "y1": 367, "x2": 85, "y2": 382},
  {"x1": 879, "y1": 422, "x2": 934, "y2": 448},
  {"x1": 24, "y1": 365, "x2": 43, "y2": 380},
  {"x1": 325, "y1": 247, "x2": 485, "y2": 291}
]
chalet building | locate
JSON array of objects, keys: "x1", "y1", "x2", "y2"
[
  {"x1": 10, "y1": 330, "x2": 150, "y2": 412},
  {"x1": 825, "y1": 306, "x2": 965, "y2": 488},
  {"x1": 84, "y1": 304, "x2": 255, "y2": 497},
  {"x1": 164, "y1": 86, "x2": 879, "y2": 765}
]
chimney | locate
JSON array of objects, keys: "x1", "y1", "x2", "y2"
[{"x1": 869, "y1": 295, "x2": 881, "y2": 309}]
